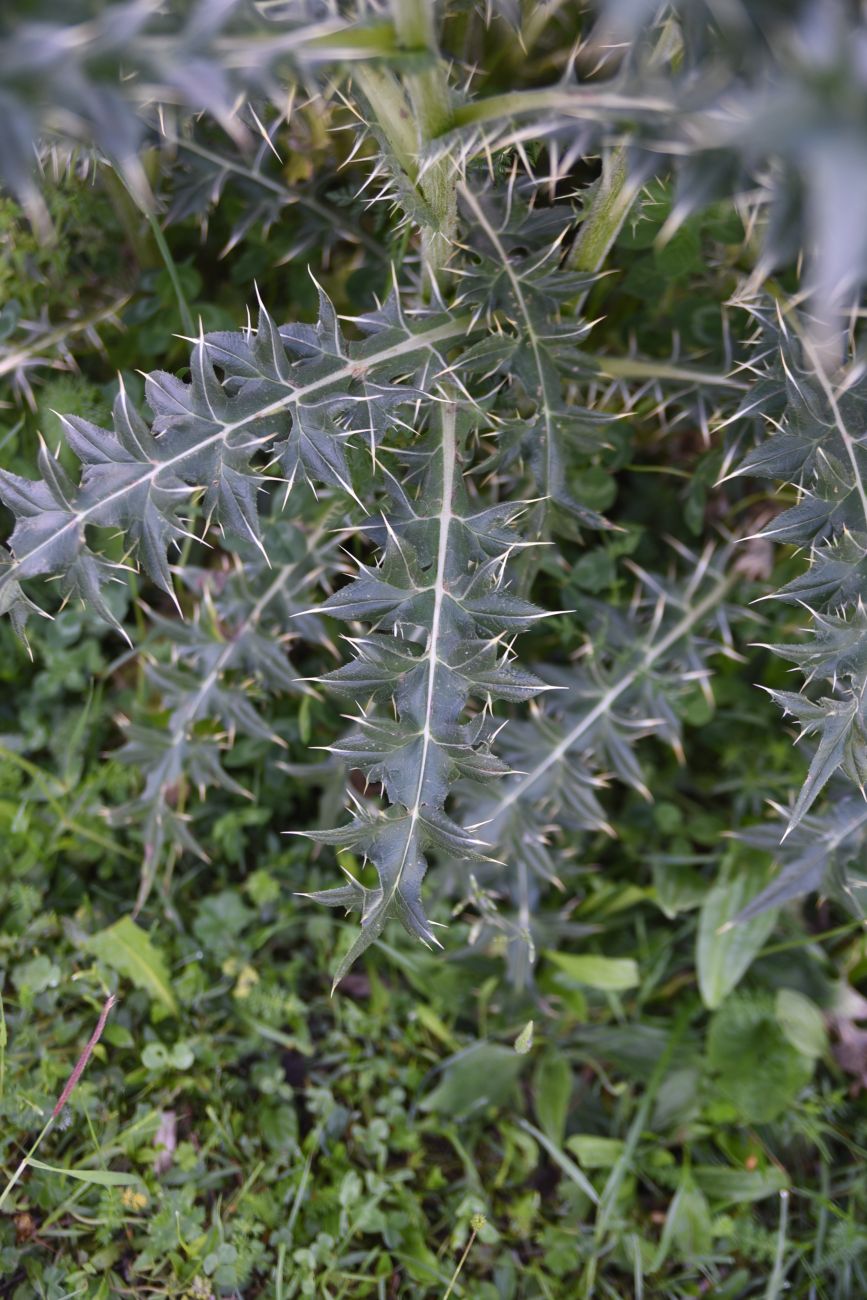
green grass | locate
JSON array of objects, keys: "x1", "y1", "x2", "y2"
[{"x1": 1, "y1": 594, "x2": 866, "y2": 1298}]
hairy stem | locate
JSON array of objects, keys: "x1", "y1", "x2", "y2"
[
  {"x1": 113, "y1": 169, "x2": 194, "y2": 334},
  {"x1": 390, "y1": 0, "x2": 452, "y2": 138},
  {"x1": 570, "y1": 147, "x2": 636, "y2": 275},
  {"x1": 447, "y1": 87, "x2": 674, "y2": 133},
  {"x1": 390, "y1": 0, "x2": 456, "y2": 273},
  {"x1": 571, "y1": 21, "x2": 680, "y2": 280},
  {"x1": 353, "y1": 65, "x2": 419, "y2": 184},
  {"x1": 357, "y1": 1, "x2": 456, "y2": 285},
  {"x1": 589, "y1": 355, "x2": 747, "y2": 390}
]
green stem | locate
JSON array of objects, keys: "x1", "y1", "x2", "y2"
[
  {"x1": 353, "y1": 65, "x2": 419, "y2": 183},
  {"x1": 0, "y1": 993, "x2": 115, "y2": 1212},
  {"x1": 390, "y1": 0, "x2": 455, "y2": 266},
  {"x1": 142, "y1": 193, "x2": 199, "y2": 558},
  {"x1": 759, "y1": 919, "x2": 865, "y2": 957},
  {"x1": 0, "y1": 1112, "x2": 55, "y2": 1212},
  {"x1": 570, "y1": 147, "x2": 636, "y2": 275},
  {"x1": 765, "y1": 1190, "x2": 791, "y2": 1300},
  {"x1": 581, "y1": 1004, "x2": 692, "y2": 1296},
  {"x1": 390, "y1": 0, "x2": 452, "y2": 138},
  {"x1": 587, "y1": 354, "x2": 748, "y2": 390},
  {"x1": 144, "y1": 210, "x2": 195, "y2": 337},
  {"x1": 447, "y1": 87, "x2": 673, "y2": 134},
  {"x1": 0, "y1": 990, "x2": 6, "y2": 1103},
  {"x1": 523, "y1": 0, "x2": 571, "y2": 50},
  {"x1": 99, "y1": 165, "x2": 157, "y2": 268},
  {"x1": 570, "y1": 22, "x2": 680, "y2": 280},
  {"x1": 112, "y1": 168, "x2": 194, "y2": 335},
  {"x1": 355, "y1": 0, "x2": 456, "y2": 284},
  {"x1": 441, "y1": 1221, "x2": 481, "y2": 1299}
]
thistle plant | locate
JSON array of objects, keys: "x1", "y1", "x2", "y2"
[{"x1": 3, "y1": 0, "x2": 867, "y2": 983}]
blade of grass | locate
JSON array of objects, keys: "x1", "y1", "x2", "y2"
[
  {"x1": 765, "y1": 1189, "x2": 791, "y2": 1300},
  {"x1": 581, "y1": 1005, "x2": 692, "y2": 1296},
  {"x1": 0, "y1": 744, "x2": 138, "y2": 862}
]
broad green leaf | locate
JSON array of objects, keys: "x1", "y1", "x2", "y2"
[
  {"x1": 141, "y1": 1041, "x2": 194, "y2": 1072},
  {"x1": 86, "y1": 917, "x2": 177, "y2": 1014},
  {"x1": 707, "y1": 995, "x2": 814, "y2": 1123},
  {"x1": 533, "y1": 1052, "x2": 571, "y2": 1145},
  {"x1": 775, "y1": 988, "x2": 827, "y2": 1058},
  {"x1": 652, "y1": 1067, "x2": 701, "y2": 1131},
  {"x1": 421, "y1": 1044, "x2": 525, "y2": 1117},
  {"x1": 692, "y1": 1165, "x2": 790, "y2": 1204},
  {"x1": 566, "y1": 1135, "x2": 625, "y2": 1168},
  {"x1": 652, "y1": 859, "x2": 706, "y2": 919},
  {"x1": 27, "y1": 1157, "x2": 140, "y2": 1187},
  {"x1": 654, "y1": 224, "x2": 702, "y2": 278},
  {"x1": 13, "y1": 955, "x2": 61, "y2": 996},
  {"x1": 653, "y1": 1171, "x2": 712, "y2": 1269},
  {"x1": 544, "y1": 950, "x2": 639, "y2": 991},
  {"x1": 696, "y1": 866, "x2": 777, "y2": 1009}
]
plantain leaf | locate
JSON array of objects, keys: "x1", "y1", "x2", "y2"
[
  {"x1": 533, "y1": 1052, "x2": 572, "y2": 1146},
  {"x1": 775, "y1": 988, "x2": 827, "y2": 1059},
  {"x1": 545, "y1": 950, "x2": 639, "y2": 991},
  {"x1": 696, "y1": 864, "x2": 777, "y2": 1010},
  {"x1": 691, "y1": 1165, "x2": 789, "y2": 1205},
  {"x1": 85, "y1": 917, "x2": 177, "y2": 1014}
]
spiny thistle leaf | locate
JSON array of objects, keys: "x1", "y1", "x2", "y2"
[
  {"x1": 0, "y1": 0, "x2": 402, "y2": 234},
  {"x1": 454, "y1": 550, "x2": 739, "y2": 983},
  {"x1": 110, "y1": 509, "x2": 340, "y2": 900},
  {"x1": 308, "y1": 401, "x2": 551, "y2": 985},
  {"x1": 455, "y1": 181, "x2": 612, "y2": 534},
  {"x1": 431, "y1": 1, "x2": 867, "y2": 334},
  {"x1": 0, "y1": 295, "x2": 467, "y2": 628},
  {"x1": 736, "y1": 796, "x2": 867, "y2": 923},
  {"x1": 159, "y1": 113, "x2": 387, "y2": 264},
  {"x1": 7, "y1": 0, "x2": 855, "y2": 990},
  {"x1": 730, "y1": 308, "x2": 867, "y2": 833}
]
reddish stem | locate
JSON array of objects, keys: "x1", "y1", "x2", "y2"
[{"x1": 52, "y1": 993, "x2": 116, "y2": 1119}]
